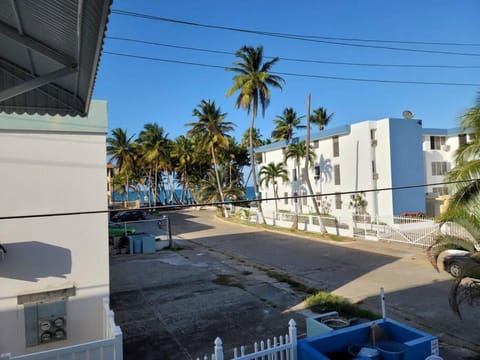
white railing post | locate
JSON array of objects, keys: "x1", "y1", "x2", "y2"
[
  {"x1": 114, "y1": 326, "x2": 123, "y2": 360},
  {"x1": 288, "y1": 319, "x2": 297, "y2": 360},
  {"x1": 103, "y1": 297, "x2": 110, "y2": 338},
  {"x1": 214, "y1": 337, "x2": 224, "y2": 360}
]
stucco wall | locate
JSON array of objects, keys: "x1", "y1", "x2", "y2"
[
  {"x1": 0, "y1": 101, "x2": 109, "y2": 355},
  {"x1": 388, "y1": 119, "x2": 425, "y2": 215}
]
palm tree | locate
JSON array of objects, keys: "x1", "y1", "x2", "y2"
[
  {"x1": 197, "y1": 168, "x2": 245, "y2": 206},
  {"x1": 138, "y1": 123, "x2": 169, "y2": 207},
  {"x1": 226, "y1": 45, "x2": 284, "y2": 223},
  {"x1": 241, "y1": 127, "x2": 264, "y2": 149},
  {"x1": 107, "y1": 128, "x2": 137, "y2": 202},
  {"x1": 306, "y1": 102, "x2": 334, "y2": 233},
  {"x1": 171, "y1": 135, "x2": 194, "y2": 204},
  {"x1": 186, "y1": 99, "x2": 235, "y2": 217},
  {"x1": 427, "y1": 97, "x2": 480, "y2": 317},
  {"x1": 259, "y1": 162, "x2": 289, "y2": 214},
  {"x1": 284, "y1": 141, "x2": 316, "y2": 214},
  {"x1": 271, "y1": 107, "x2": 305, "y2": 143}
]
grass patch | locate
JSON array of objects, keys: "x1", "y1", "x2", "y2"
[
  {"x1": 305, "y1": 292, "x2": 378, "y2": 320},
  {"x1": 213, "y1": 274, "x2": 244, "y2": 289}
]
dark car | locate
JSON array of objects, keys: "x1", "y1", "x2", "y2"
[
  {"x1": 443, "y1": 251, "x2": 480, "y2": 278},
  {"x1": 111, "y1": 210, "x2": 146, "y2": 223}
]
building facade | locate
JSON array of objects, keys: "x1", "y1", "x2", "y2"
[
  {"x1": 257, "y1": 117, "x2": 467, "y2": 219},
  {"x1": 0, "y1": 101, "x2": 112, "y2": 355}
]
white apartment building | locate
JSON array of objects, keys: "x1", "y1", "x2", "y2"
[{"x1": 257, "y1": 117, "x2": 467, "y2": 219}]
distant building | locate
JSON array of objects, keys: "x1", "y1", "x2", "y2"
[{"x1": 256, "y1": 117, "x2": 468, "y2": 219}]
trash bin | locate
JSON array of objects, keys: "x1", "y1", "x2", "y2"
[
  {"x1": 142, "y1": 234, "x2": 156, "y2": 254},
  {"x1": 133, "y1": 237, "x2": 142, "y2": 254}
]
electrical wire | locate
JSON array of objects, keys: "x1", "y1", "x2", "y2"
[
  {"x1": 1, "y1": 178, "x2": 477, "y2": 220},
  {"x1": 111, "y1": 9, "x2": 480, "y2": 57},
  {"x1": 106, "y1": 36, "x2": 480, "y2": 70},
  {"x1": 103, "y1": 51, "x2": 480, "y2": 87}
]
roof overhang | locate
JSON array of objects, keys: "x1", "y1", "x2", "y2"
[{"x1": 0, "y1": 0, "x2": 112, "y2": 116}]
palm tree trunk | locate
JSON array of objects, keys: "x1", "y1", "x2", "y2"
[
  {"x1": 305, "y1": 94, "x2": 327, "y2": 234},
  {"x1": 250, "y1": 113, "x2": 266, "y2": 224},
  {"x1": 211, "y1": 146, "x2": 228, "y2": 218},
  {"x1": 274, "y1": 185, "x2": 279, "y2": 214}
]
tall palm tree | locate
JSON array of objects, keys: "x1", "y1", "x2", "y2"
[
  {"x1": 271, "y1": 107, "x2": 305, "y2": 143},
  {"x1": 186, "y1": 99, "x2": 235, "y2": 217},
  {"x1": 226, "y1": 45, "x2": 284, "y2": 223},
  {"x1": 171, "y1": 135, "x2": 194, "y2": 204},
  {"x1": 306, "y1": 102, "x2": 334, "y2": 232},
  {"x1": 259, "y1": 162, "x2": 289, "y2": 214},
  {"x1": 107, "y1": 128, "x2": 137, "y2": 202},
  {"x1": 284, "y1": 141, "x2": 316, "y2": 214},
  {"x1": 138, "y1": 123, "x2": 169, "y2": 206},
  {"x1": 427, "y1": 97, "x2": 480, "y2": 317}
]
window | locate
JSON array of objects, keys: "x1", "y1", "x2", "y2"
[
  {"x1": 302, "y1": 190, "x2": 307, "y2": 206},
  {"x1": 372, "y1": 160, "x2": 377, "y2": 175},
  {"x1": 335, "y1": 193, "x2": 342, "y2": 209},
  {"x1": 334, "y1": 164, "x2": 341, "y2": 185},
  {"x1": 314, "y1": 165, "x2": 320, "y2": 178},
  {"x1": 459, "y1": 134, "x2": 467, "y2": 146},
  {"x1": 370, "y1": 129, "x2": 377, "y2": 140},
  {"x1": 430, "y1": 136, "x2": 446, "y2": 150},
  {"x1": 292, "y1": 169, "x2": 297, "y2": 181},
  {"x1": 333, "y1": 136, "x2": 339, "y2": 157},
  {"x1": 431, "y1": 161, "x2": 447, "y2": 176},
  {"x1": 284, "y1": 192, "x2": 288, "y2": 204},
  {"x1": 432, "y1": 187, "x2": 449, "y2": 196},
  {"x1": 313, "y1": 140, "x2": 319, "y2": 148}
]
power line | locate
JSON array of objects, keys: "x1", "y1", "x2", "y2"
[
  {"x1": 103, "y1": 51, "x2": 480, "y2": 87},
  {"x1": 1, "y1": 178, "x2": 477, "y2": 220},
  {"x1": 111, "y1": 9, "x2": 480, "y2": 57},
  {"x1": 107, "y1": 36, "x2": 480, "y2": 70}
]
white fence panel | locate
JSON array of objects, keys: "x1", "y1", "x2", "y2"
[{"x1": 196, "y1": 320, "x2": 297, "y2": 360}]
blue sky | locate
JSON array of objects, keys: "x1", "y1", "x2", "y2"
[{"x1": 94, "y1": 0, "x2": 480, "y2": 143}]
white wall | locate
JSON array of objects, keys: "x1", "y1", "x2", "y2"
[{"x1": 0, "y1": 102, "x2": 109, "y2": 355}]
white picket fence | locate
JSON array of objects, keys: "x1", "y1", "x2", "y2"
[
  {"x1": 1, "y1": 298, "x2": 123, "y2": 360},
  {"x1": 196, "y1": 319, "x2": 297, "y2": 360}
]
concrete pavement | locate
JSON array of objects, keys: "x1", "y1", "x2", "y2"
[
  {"x1": 109, "y1": 208, "x2": 480, "y2": 359},
  {"x1": 168, "y1": 208, "x2": 480, "y2": 358}
]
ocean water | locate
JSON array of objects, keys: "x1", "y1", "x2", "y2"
[{"x1": 113, "y1": 186, "x2": 257, "y2": 204}]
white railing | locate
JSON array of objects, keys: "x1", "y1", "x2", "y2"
[
  {"x1": 232, "y1": 207, "x2": 479, "y2": 249},
  {"x1": 1, "y1": 298, "x2": 122, "y2": 360},
  {"x1": 196, "y1": 319, "x2": 297, "y2": 360}
]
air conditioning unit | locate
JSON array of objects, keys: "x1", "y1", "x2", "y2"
[
  {"x1": 371, "y1": 139, "x2": 378, "y2": 147},
  {"x1": 314, "y1": 175, "x2": 320, "y2": 180},
  {"x1": 441, "y1": 145, "x2": 450, "y2": 151},
  {"x1": 373, "y1": 173, "x2": 379, "y2": 180}
]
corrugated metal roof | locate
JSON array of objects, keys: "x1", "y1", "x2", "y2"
[{"x1": 0, "y1": 0, "x2": 112, "y2": 116}]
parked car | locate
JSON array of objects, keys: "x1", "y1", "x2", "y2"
[
  {"x1": 111, "y1": 210, "x2": 146, "y2": 222},
  {"x1": 108, "y1": 223, "x2": 136, "y2": 238},
  {"x1": 443, "y1": 250, "x2": 480, "y2": 278}
]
